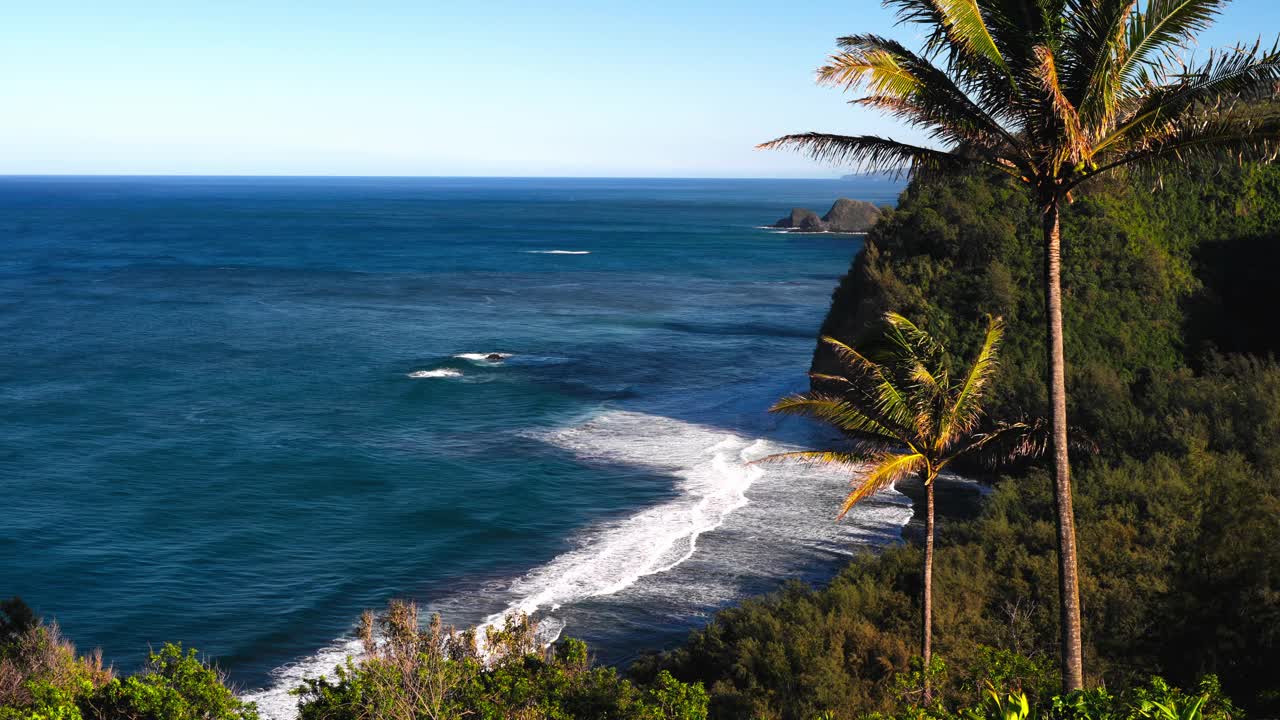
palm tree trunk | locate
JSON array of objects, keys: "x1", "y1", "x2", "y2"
[
  {"x1": 1043, "y1": 199, "x2": 1084, "y2": 691},
  {"x1": 922, "y1": 476, "x2": 935, "y2": 704}
]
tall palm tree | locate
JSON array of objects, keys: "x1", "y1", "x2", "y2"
[
  {"x1": 759, "y1": 0, "x2": 1280, "y2": 690},
  {"x1": 764, "y1": 312, "x2": 1024, "y2": 703}
]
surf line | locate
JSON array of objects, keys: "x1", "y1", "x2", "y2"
[
  {"x1": 244, "y1": 410, "x2": 774, "y2": 718},
  {"x1": 475, "y1": 411, "x2": 771, "y2": 643}
]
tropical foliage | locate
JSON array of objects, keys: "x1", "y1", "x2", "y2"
[
  {"x1": 893, "y1": 672, "x2": 1242, "y2": 720},
  {"x1": 764, "y1": 312, "x2": 1021, "y2": 701},
  {"x1": 0, "y1": 598, "x2": 258, "y2": 720},
  {"x1": 769, "y1": 313, "x2": 1013, "y2": 520},
  {"x1": 639, "y1": 163, "x2": 1280, "y2": 719},
  {"x1": 295, "y1": 600, "x2": 708, "y2": 720},
  {"x1": 760, "y1": 0, "x2": 1280, "y2": 690},
  {"x1": 0, "y1": 596, "x2": 707, "y2": 720}
]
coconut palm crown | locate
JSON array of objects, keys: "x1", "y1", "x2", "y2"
[
  {"x1": 759, "y1": 0, "x2": 1280, "y2": 690},
  {"x1": 762, "y1": 312, "x2": 1026, "y2": 702},
  {"x1": 766, "y1": 313, "x2": 1015, "y2": 515},
  {"x1": 762, "y1": 0, "x2": 1280, "y2": 196}
]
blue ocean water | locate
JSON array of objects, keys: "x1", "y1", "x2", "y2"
[{"x1": 0, "y1": 176, "x2": 911, "y2": 716}]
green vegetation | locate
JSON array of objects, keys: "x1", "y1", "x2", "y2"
[
  {"x1": 948, "y1": 674, "x2": 1242, "y2": 720},
  {"x1": 0, "y1": 598, "x2": 258, "y2": 720},
  {"x1": 761, "y1": 0, "x2": 1280, "y2": 690},
  {"x1": 0, "y1": 597, "x2": 706, "y2": 720},
  {"x1": 637, "y1": 163, "x2": 1280, "y2": 719},
  {"x1": 295, "y1": 600, "x2": 707, "y2": 720},
  {"x1": 764, "y1": 313, "x2": 1026, "y2": 702}
]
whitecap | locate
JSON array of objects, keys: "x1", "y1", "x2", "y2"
[
  {"x1": 453, "y1": 352, "x2": 511, "y2": 363},
  {"x1": 407, "y1": 368, "x2": 462, "y2": 379},
  {"x1": 523, "y1": 250, "x2": 590, "y2": 255}
]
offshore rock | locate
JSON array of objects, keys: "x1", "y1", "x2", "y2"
[
  {"x1": 821, "y1": 198, "x2": 881, "y2": 232},
  {"x1": 772, "y1": 199, "x2": 881, "y2": 233}
]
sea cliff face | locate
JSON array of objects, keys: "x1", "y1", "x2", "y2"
[
  {"x1": 810, "y1": 163, "x2": 1280, "y2": 413},
  {"x1": 809, "y1": 170, "x2": 1181, "y2": 406}
]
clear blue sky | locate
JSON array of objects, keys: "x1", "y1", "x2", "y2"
[{"x1": 2, "y1": 1, "x2": 1277, "y2": 177}]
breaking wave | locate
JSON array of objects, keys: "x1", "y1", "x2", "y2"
[
  {"x1": 453, "y1": 352, "x2": 512, "y2": 362},
  {"x1": 242, "y1": 410, "x2": 913, "y2": 719},
  {"x1": 407, "y1": 368, "x2": 462, "y2": 379}
]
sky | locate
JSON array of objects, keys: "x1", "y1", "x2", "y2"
[{"x1": 2, "y1": 1, "x2": 1278, "y2": 178}]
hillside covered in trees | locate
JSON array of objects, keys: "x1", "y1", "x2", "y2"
[{"x1": 638, "y1": 164, "x2": 1280, "y2": 719}]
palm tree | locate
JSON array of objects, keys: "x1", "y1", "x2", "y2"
[
  {"x1": 759, "y1": 0, "x2": 1280, "y2": 690},
  {"x1": 764, "y1": 312, "x2": 1024, "y2": 703}
]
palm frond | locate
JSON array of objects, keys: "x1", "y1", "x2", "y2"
[
  {"x1": 879, "y1": 313, "x2": 950, "y2": 443},
  {"x1": 838, "y1": 452, "x2": 926, "y2": 518},
  {"x1": 948, "y1": 420, "x2": 1038, "y2": 465},
  {"x1": 883, "y1": 0, "x2": 1029, "y2": 123},
  {"x1": 882, "y1": 312, "x2": 947, "y2": 368},
  {"x1": 820, "y1": 335, "x2": 882, "y2": 374},
  {"x1": 1062, "y1": 0, "x2": 1136, "y2": 127},
  {"x1": 768, "y1": 393, "x2": 904, "y2": 442},
  {"x1": 1119, "y1": 0, "x2": 1229, "y2": 84},
  {"x1": 826, "y1": 34, "x2": 1030, "y2": 161},
  {"x1": 808, "y1": 371, "x2": 853, "y2": 386},
  {"x1": 820, "y1": 335, "x2": 916, "y2": 432},
  {"x1": 1085, "y1": 99, "x2": 1280, "y2": 182},
  {"x1": 1032, "y1": 45, "x2": 1090, "y2": 170},
  {"x1": 952, "y1": 418, "x2": 1100, "y2": 467},
  {"x1": 756, "y1": 133, "x2": 976, "y2": 180},
  {"x1": 819, "y1": 42, "x2": 923, "y2": 97},
  {"x1": 886, "y1": 0, "x2": 1010, "y2": 73},
  {"x1": 936, "y1": 0, "x2": 1011, "y2": 72},
  {"x1": 883, "y1": 0, "x2": 957, "y2": 56},
  {"x1": 910, "y1": 361, "x2": 946, "y2": 394},
  {"x1": 943, "y1": 315, "x2": 1005, "y2": 444},
  {"x1": 751, "y1": 450, "x2": 876, "y2": 468},
  {"x1": 1096, "y1": 41, "x2": 1280, "y2": 158}
]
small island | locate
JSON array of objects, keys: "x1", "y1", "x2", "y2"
[{"x1": 771, "y1": 197, "x2": 882, "y2": 233}]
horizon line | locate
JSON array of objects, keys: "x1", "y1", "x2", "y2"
[{"x1": 0, "y1": 172, "x2": 890, "y2": 182}]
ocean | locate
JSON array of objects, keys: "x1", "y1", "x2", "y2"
[{"x1": 0, "y1": 176, "x2": 911, "y2": 718}]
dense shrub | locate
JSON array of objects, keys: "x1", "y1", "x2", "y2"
[
  {"x1": 942, "y1": 672, "x2": 1239, "y2": 720},
  {"x1": 296, "y1": 599, "x2": 708, "y2": 720},
  {"x1": 0, "y1": 604, "x2": 111, "y2": 720},
  {"x1": 0, "y1": 599, "x2": 256, "y2": 720},
  {"x1": 81, "y1": 645, "x2": 259, "y2": 720}
]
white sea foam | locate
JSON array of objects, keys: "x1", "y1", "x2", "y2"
[
  {"x1": 407, "y1": 368, "x2": 462, "y2": 379},
  {"x1": 241, "y1": 409, "x2": 914, "y2": 719},
  {"x1": 241, "y1": 638, "x2": 363, "y2": 720},
  {"x1": 472, "y1": 412, "x2": 767, "y2": 642},
  {"x1": 524, "y1": 250, "x2": 591, "y2": 255},
  {"x1": 454, "y1": 352, "x2": 512, "y2": 362}
]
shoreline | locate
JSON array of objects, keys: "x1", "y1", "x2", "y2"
[{"x1": 894, "y1": 474, "x2": 988, "y2": 546}]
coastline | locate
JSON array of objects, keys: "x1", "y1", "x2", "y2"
[{"x1": 895, "y1": 475, "x2": 988, "y2": 546}]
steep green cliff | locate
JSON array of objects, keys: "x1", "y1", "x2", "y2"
[{"x1": 643, "y1": 166, "x2": 1280, "y2": 719}]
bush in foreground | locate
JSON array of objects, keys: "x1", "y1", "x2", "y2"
[
  {"x1": 0, "y1": 598, "x2": 257, "y2": 720},
  {"x1": 296, "y1": 599, "x2": 708, "y2": 720},
  {"x1": 884, "y1": 671, "x2": 1241, "y2": 720}
]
